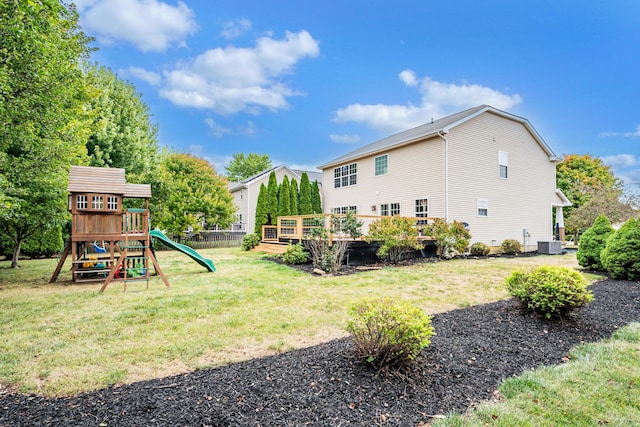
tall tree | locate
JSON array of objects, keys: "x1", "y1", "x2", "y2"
[
  {"x1": 224, "y1": 153, "x2": 272, "y2": 182},
  {"x1": 0, "y1": 0, "x2": 93, "y2": 267},
  {"x1": 83, "y1": 63, "x2": 159, "y2": 180},
  {"x1": 289, "y1": 178, "x2": 299, "y2": 216},
  {"x1": 151, "y1": 153, "x2": 235, "y2": 235},
  {"x1": 254, "y1": 183, "x2": 268, "y2": 235},
  {"x1": 311, "y1": 180, "x2": 322, "y2": 213},
  {"x1": 299, "y1": 172, "x2": 313, "y2": 215},
  {"x1": 266, "y1": 171, "x2": 279, "y2": 224},
  {"x1": 278, "y1": 176, "x2": 291, "y2": 217}
]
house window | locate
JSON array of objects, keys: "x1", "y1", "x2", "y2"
[
  {"x1": 415, "y1": 199, "x2": 429, "y2": 224},
  {"x1": 477, "y1": 198, "x2": 489, "y2": 217},
  {"x1": 107, "y1": 196, "x2": 118, "y2": 210},
  {"x1": 331, "y1": 206, "x2": 357, "y2": 215},
  {"x1": 498, "y1": 151, "x2": 508, "y2": 179},
  {"x1": 76, "y1": 195, "x2": 88, "y2": 210},
  {"x1": 380, "y1": 203, "x2": 400, "y2": 216},
  {"x1": 334, "y1": 163, "x2": 357, "y2": 188},
  {"x1": 91, "y1": 195, "x2": 103, "y2": 210},
  {"x1": 374, "y1": 154, "x2": 388, "y2": 176}
]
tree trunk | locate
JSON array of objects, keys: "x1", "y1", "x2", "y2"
[{"x1": 11, "y1": 238, "x2": 22, "y2": 268}]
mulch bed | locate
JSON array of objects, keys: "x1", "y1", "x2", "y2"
[{"x1": 2, "y1": 280, "x2": 639, "y2": 427}]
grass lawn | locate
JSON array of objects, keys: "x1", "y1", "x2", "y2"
[{"x1": 0, "y1": 249, "x2": 588, "y2": 396}]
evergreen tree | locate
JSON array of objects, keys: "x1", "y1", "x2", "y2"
[
  {"x1": 278, "y1": 176, "x2": 291, "y2": 217},
  {"x1": 254, "y1": 183, "x2": 268, "y2": 234},
  {"x1": 289, "y1": 178, "x2": 299, "y2": 216},
  {"x1": 600, "y1": 218, "x2": 640, "y2": 280},
  {"x1": 299, "y1": 172, "x2": 313, "y2": 214},
  {"x1": 311, "y1": 180, "x2": 322, "y2": 213},
  {"x1": 576, "y1": 214, "x2": 615, "y2": 270},
  {"x1": 266, "y1": 171, "x2": 279, "y2": 224}
]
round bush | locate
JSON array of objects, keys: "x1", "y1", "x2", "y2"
[
  {"x1": 241, "y1": 233, "x2": 261, "y2": 251},
  {"x1": 346, "y1": 297, "x2": 435, "y2": 370},
  {"x1": 576, "y1": 214, "x2": 614, "y2": 270},
  {"x1": 600, "y1": 218, "x2": 640, "y2": 280},
  {"x1": 282, "y1": 243, "x2": 309, "y2": 265},
  {"x1": 501, "y1": 239, "x2": 522, "y2": 255},
  {"x1": 505, "y1": 265, "x2": 593, "y2": 319},
  {"x1": 469, "y1": 242, "x2": 490, "y2": 256}
]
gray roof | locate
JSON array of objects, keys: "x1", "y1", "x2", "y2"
[
  {"x1": 228, "y1": 165, "x2": 322, "y2": 192},
  {"x1": 318, "y1": 105, "x2": 560, "y2": 169}
]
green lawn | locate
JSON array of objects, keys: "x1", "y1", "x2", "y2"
[{"x1": 0, "y1": 249, "x2": 586, "y2": 397}]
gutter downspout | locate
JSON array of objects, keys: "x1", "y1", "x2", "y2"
[{"x1": 437, "y1": 130, "x2": 449, "y2": 221}]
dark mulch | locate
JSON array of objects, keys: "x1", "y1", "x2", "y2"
[{"x1": 2, "y1": 280, "x2": 639, "y2": 427}]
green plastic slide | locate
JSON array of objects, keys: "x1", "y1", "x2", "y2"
[{"x1": 149, "y1": 229, "x2": 216, "y2": 272}]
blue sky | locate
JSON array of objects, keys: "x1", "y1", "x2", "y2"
[{"x1": 75, "y1": 0, "x2": 640, "y2": 188}]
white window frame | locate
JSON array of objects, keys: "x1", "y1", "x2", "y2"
[
  {"x1": 380, "y1": 202, "x2": 400, "y2": 216},
  {"x1": 331, "y1": 206, "x2": 357, "y2": 215},
  {"x1": 107, "y1": 196, "x2": 119, "y2": 211},
  {"x1": 76, "y1": 195, "x2": 88, "y2": 210},
  {"x1": 498, "y1": 151, "x2": 508, "y2": 179},
  {"x1": 374, "y1": 154, "x2": 388, "y2": 176},
  {"x1": 334, "y1": 163, "x2": 358, "y2": 188},
  {"x1": 477, "y1": 198, "x2": 489, "y2": 217},
  {"x1": 91, "y1": 195, "x2": 103, "y2": 210},
  {"x1": 415, "y1": 198, "x2": 429, "y2": 224}
]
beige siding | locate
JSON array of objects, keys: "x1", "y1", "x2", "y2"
[
  {"x1": 446, "y1": 112, "x2": 557, "y2": 250},
  {"x1": 322, "y1": 137, "x2": 446, "y2": 218}
]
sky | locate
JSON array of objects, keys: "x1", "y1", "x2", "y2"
[{"x1": 74, "y1": 0, "x2": 640, "y2": 188}]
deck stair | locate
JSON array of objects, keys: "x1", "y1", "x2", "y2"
[{"x1": 253, "y1": 242, "x2": 289, "y2": 254}]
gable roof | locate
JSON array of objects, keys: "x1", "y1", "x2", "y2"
[
  {"x1": 228, "y1": 165, "x2": 298, "y2": 192},
  {"x1": 318, "y1": 105, "x2": 561, "y2": 169},
  {"x1": 67, "y1": 166, "x2": 151, "y2": 198}
]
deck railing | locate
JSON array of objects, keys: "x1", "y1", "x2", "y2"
[{"x1": 262, "y1": 214, "x2": 438, "y2": 243}]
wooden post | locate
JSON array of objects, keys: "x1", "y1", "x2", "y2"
[{"x1": 49, "y1": 241, "x2": 71, "y2": 283}]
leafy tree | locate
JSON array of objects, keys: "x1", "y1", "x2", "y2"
[
  {"x1": 556, "y1": 154, "x2": 621, "y2": 234},
  {"x1": 576, "y1": 214, "x2": 614, "y2": 270},
  {"x1": 600, "y1": 218, "x2": 640, "y2": 280},
  {"x1": 311, "y1": 180, "x2": 322, "y2": 213},
  {"x1": 266, "y1": 171, "x2": 279, "y2": 225},
  {"x1": 278, "y1": 176, "x2": 291, "y2": 217},
  {"x1": 151, "y1": 153, "x2": 235, "y2": 235},
  {"x1": 289, "y1": 178, "x2": 299, "y2": 216},
  {"x1": 83, "y1": 63, "x2": 159, "y2": 179},
  {"x1": 299, "y1": 172, "x2": 313, "y2": 215},
  {"x1": 254, "y1": 183, "x2": 268, "y2": 234},
  {"x1": 566, "y1": 186, "x2": 634, "y2": 234},
  {"x1": 366, "y1": 216, "x2": 423, "y2": 263},
  {"x1": 0, "y1": 0, "x2": 93, "y2": 267},
  {"x1": 224, "y1": 153, "x2": 272, "y2": 182},
  {"x1": 304, "y1": 212, "x2": 363, "y2": 273}
]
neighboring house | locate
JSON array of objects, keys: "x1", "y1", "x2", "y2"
[
  {"x1": 317, "y1": 105, "x2": 571, "y2": 251},
  {"x1": 229, "y1": 165, "x2": 322, "y2": 234}
]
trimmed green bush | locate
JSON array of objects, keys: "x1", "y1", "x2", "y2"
[
  {"x1": 506, "y1": 265, "x2": 593, "y2": 319},
  {"x1": 241, "y1": 233, "x2": 261, "y2": 251},
  {"x1": 501, "y1": 239, "x2": 522, "y2": 255},
  {"x1": 282, "y1": 242, "x2": 309, "y2": 264},
  {"x1": 346, "y1": 297, "x2": 435, "y2": 370},
  {"x1": 365, "y1": 216, "x2": 423, "y2": 263},
  {"x1": 469, "y1": 242, "x2": 490, "y2": 256},
  {"x1": 577, "y1": 214, "x2": 614, "y2": 270},
  {"x1": 600, "y1": 218, "x2": 640, "y2": 280}
]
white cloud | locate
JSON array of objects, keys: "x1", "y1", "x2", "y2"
[
  {"x1": 159, "y1": 30, "x2": 320, "y2": 114},
  {"x1": 334, "y1": 70, "x2": 523, "y2": 133},
  {"x1": 120, "y1": 66, "x2": 161, "y2": 86},
  {"x1": 238, "y1": 121, "x2": 257, "y2": 136},
  {"x1": 329, "y1": 133, "x2": 361, "y2": 144},
  {"x1": 204, "y1": 118, "x2": 233, "y2": 138},
  {"x1": 188, "y1": 144, "x2": 204, "y2": 153},
  {"x1": 79, "y1": 0, "x2": 197, "y2": 52},
  {"x1": 598, "y1": 125, "x2": 640, "y2": 139},
  {"x1": 601, "y1": 154, "x2": 639, "y2": 168},
  {"x1": 221, "y1": 18, "x2": 251, "y2": 39}
]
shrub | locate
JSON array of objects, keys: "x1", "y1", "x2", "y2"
[
  {"x1": 366, "y1": 216, "x2": 423, "y2": 263},
  {"x1": 282, "y1": 242, "x2": 309, "y2": 265},
  {"x1": 501, "y1": 239, "x2": 522, "y2": 255},
  {"x1": 346, "y1": 297, "x2": 435, "y2": 370},
  {"x1": 600, "y1": 218, "x2": 640, "y2": 280},
  {"x1": 304, "y1": 213, "x2": 363, "y2": 273},
  {"x1": 506, "y1": 265, "x2": 593, "y2": 319},
  {"x1": 21, "y1": 225, "x2": 64, "y2": 258},
  {"x1": 576, "y1": 214, "x2": 614, "y2": 270},
  {"x1": 427, "y1": 218, "x2": 472, "y2": 259},
  {"x1": 241, "y1": 233, "x2": 261, "y2": 251},
  {"x1": 469, "y1": 242, "x2": 490, "y2": 257}
]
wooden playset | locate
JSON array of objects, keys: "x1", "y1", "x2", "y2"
[{"x1": 50, "y1": 166, "x2": 169, "y2": 291}]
